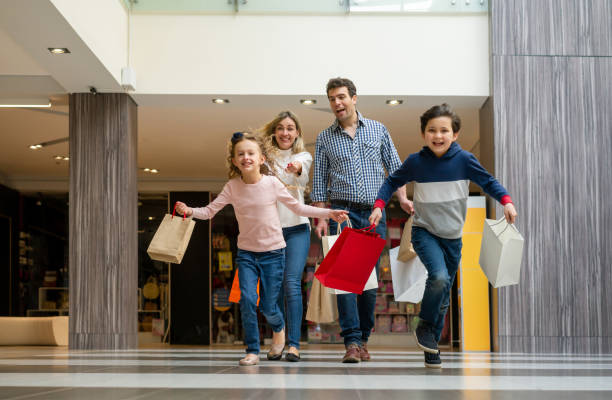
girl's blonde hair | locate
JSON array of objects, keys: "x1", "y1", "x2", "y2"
[
  {"x1": 258, "y1": 110, "x2": 306, "y2": 156},
  {"x1": 226, "y1": 132, "x2": 279, "y2": 179}
]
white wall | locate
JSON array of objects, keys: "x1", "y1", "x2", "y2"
[
  {"x1": 131, "y1": 14, "x2": 489, "y2": 96},
  {"x1": 50, "y1": 0, "x2": 128, "y2": 85}
]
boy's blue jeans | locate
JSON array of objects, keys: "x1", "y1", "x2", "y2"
[
  {"x1": 411, "y1": 226, "x2": 462, "y2": 342},
  {"x1": 278, "y1": 223, "x2": 311, "y2": 349},
  {"x1": 237, "y1": 248, "x2": 286, "y2": 355},
  {"x1": 329, "y1": 204, "x2": 386, "y2": 347}
]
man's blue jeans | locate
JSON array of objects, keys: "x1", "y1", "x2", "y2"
[
  {"x1": 411, "y1": 226, "x2": 462, "y2": 342},
  {"x1": 237, "y1": 248, "x2": 286, "y2": 355},
  {"x1": 329, "y1": 204, "x2": 386, "y2": 347},
  {"x1": 278, "y1": 223, "x2": 311, "y2": 349}
]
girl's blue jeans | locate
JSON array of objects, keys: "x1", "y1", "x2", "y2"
[
  {"x1": 277, "y1": 223, "x2": 311, "y2": 349},
  {"x1": 237, "y1": 247, "x2": 286, "y2": 355},
  {"x1": 411, "y1": 226, "x2": 463, "y2": 342}
]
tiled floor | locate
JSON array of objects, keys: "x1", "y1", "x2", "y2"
[{"x1": 0, "y1": 345, "x2": 611, "y2": 399}]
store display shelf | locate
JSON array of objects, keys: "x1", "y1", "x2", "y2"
[{"x1": 375, "y1": 312, "x2": 414, "y2": 315}]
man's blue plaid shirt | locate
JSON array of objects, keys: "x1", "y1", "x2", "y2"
[{"x1": 312, "y1": 111, "x2": 402, "y2": 205}]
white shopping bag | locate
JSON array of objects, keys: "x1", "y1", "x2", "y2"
[
  {"x1": 322, "y1": 219, "x2": 378, "y2": 294},
  {"x1": 389, "y1": 246, "x2": 428, "y2": 303},
  {"x1": 479, "y1": 217, "x2": 524, "y2": 288}
]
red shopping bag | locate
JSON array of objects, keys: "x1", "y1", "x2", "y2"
[
  {"x1": 315, "y1": 225, "x2": 386, "y2": 294},
  {"x1": 229, "y1": 270, "x2": 260, "y2": 305}
]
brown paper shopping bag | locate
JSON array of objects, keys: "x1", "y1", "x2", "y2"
[
  {"x1": 397, "y1": 217, "x2": 417, "y2": 262},
  {"x1": 306, "y1": 264, "x2": 338, "y2": 323},
  {"x1": 147, "y1": 204, "x2": 195, "y2": 264}
]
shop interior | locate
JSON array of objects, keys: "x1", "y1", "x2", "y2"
[{"x1": 0, "y1": 94, "x2": 488, "y2": 350}]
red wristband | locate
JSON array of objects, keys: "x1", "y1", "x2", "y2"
[
  {"x1": 373, "y1": 199, "x2": 386, "y2": 210},
  {"x1": 501, "y1": 195, "x2": 513, "y2": 205}
]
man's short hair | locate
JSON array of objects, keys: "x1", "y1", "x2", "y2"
[{"x1": 326, "y1": 77, "x2": 357, "y2": 97}]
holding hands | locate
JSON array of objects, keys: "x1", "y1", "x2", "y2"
[{"x1": 174, "y1": 201, "x2": 193, "y2": 217}]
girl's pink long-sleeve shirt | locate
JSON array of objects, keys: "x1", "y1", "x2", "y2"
[{"x1": 191, "y1": 175, "x2": 329, "y2": 252}]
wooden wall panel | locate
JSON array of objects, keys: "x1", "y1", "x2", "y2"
[
  {"x1": 492, "y1": 0, "x2": 612, "y2": 56},
  {"x1": 490, "y1": 0, "x2": 612, "y2": 354},
  {"x1": 69, "y1": 93, "x2": 138, "y2": 349},
  {"x1": 492, "y1": 55, "x2": 612, "y2": 353}
]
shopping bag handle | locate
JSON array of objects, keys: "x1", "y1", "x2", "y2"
[
  {"x1": 359, "y1": 224, "x2": 381, "y2": 237},
  {"x1": 490, "y1": 217, "x2": 519, "y2": 237},
  {"x1": 172, "y1": 202, "x2": 187, "y2": 220},
  {"x1": 332, "y1": 218, "x2": 353, "y2": 235}
]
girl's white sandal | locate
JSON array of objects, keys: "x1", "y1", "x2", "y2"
[{"x1": 239, "y1": 354, "x2": 260, "y2": 366}]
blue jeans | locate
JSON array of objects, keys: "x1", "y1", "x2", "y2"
[
  {"x1": 278, "y1": 223, "x2": 310, "y2": 349},
  {"x1": 411, "y1": 226, "x2": 462, "y2": 342},
  {"x1": 329, "y1": 204, "x2": 386, "y2": 347},
  {"x1": 237, "y1": 248, "x2": 286, "y2": 355}
]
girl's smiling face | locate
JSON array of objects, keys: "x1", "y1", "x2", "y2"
[
  {"x1": 422, "y1": 116, "x2": 459, "y2": 158},
  {"x1": 232, "y1": 139, "x2": 265, "y2": 175},
  {"x1": 274, "y1": 117, "x2": 299, "y2": 150}
]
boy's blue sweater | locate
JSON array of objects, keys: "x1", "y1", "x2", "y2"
[{"x1": 376, "y1": 142, "x2": 509, "y2": 239}]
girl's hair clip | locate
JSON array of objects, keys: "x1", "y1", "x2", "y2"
[{"x1": 231, "y1": 132, "x2": 244, "y2": 143}]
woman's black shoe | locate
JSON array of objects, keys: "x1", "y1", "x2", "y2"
[{"x1": 285, "y1": 352, "x2": 300, "y2": 362}]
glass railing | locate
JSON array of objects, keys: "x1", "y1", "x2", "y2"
[{"x1": 127, "y1": 0, "x2": 487, "y2": 14}]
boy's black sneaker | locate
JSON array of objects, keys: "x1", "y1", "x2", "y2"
[
  {"x1": 414, "y1": 321, "x2": 438, "y2": 354},
  {"x1": 424, "y1": 351, "x2": 442, "y2": 369}
]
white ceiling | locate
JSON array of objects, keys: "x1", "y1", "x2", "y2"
[{"x1": 0, "y1": 3, "x2": 486, "y2": 193}]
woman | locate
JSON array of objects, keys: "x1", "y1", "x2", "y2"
[{"x1": 260, "y1": 111, "x2": 312, "y2": 362}]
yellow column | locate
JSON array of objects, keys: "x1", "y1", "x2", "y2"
[{"x1": 459, "y1": 196, "x2": 490, "y2": 351}]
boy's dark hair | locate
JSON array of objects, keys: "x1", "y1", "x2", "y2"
[
  {"x1": 326, "y1": 77, "x2": 357, "y2": 97},
  {"x1": 420, "y1": 103, "x2": 461, "y2": 133}
]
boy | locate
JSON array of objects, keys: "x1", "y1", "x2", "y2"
[{"x1": 368, "y1": 103, "x2": 517, "y2": 368}]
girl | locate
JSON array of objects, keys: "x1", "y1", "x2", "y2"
[
  {"x1": 175, "y1": 132, "x2": 347, "y2": 366},
  {"x1": 259, "y1": 111, "x2": 311, "y2": 362}
]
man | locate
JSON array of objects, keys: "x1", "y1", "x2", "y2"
[{"x1": 312, "y1": 77, "x2": 412, "y2": 363}]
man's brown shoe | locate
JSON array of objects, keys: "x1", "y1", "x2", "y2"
[
  {"x1": 359, "y1": 343, "x2": 371, "y2": 361},
  {"x1": 342, "y1": 343, "x2": 361, "y2": 363}
]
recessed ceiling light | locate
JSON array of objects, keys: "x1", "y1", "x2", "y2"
[
  {"x1": 63, "y1": 157, "x2": 69, "y2": 161},
  {"x1": 54, "y1": 155, "x2": 63, "y2": 160},
  {"x1": 212, "y1": 98, "x2": 229, "y2": 104},
  {"x1": 300, "y1": 99, "x2": 317, "y2": 105},
  {"x1": 150, "y1": 169, "x2": 159, "y2": 174},
  {"x1": 143, "y1": 168, "x2": 150, "y2": 172},
  {"x1": 148, "y1": 216, "x2": 155, "y2": 220},
  {"x1": 386, "y1": 99, "x2": 403, "y2": 106},
  {"x1": 48, "y1": 48, "x2": 70, "y2": 54},
  {"x1": 141, "y1": 168, "x2": 160, "y2": 174},
  {"x1": 29, "y1": 144, "x2": 44, "y2": 150}
]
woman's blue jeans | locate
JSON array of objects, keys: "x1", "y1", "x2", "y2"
[
  {"x1": 411, "y1": 226, "x2": 462, "y2": 342},
  {"x1": 329, "y1": 205, "x2": 386, "y2": 347},
  {"x1": 237, "y1": 248, "x2": 286, "y2": 355},
  {"x1": 277, "y1": 223, "x2": 311, "y2": 349}
]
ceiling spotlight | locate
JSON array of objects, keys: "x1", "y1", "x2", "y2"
[
  {"x1": 143, "y1": 168, "x2": 150, "y2": 172},
  {"x1": 63, "y1": 157, "x2": 69, "y2": 161},
  {"x1": 150, "y1": 169, "x2": 159, "y2": 174},
  {"x1": 148, "y1": 216, "x2": 155, "y2": 221},
  {"x1": 212, "y1": 98, "x2": 229, "y2": 104},
  {"x1": 48, "y1": 48, "x2": 70, "y2": 54},
  {"x1": 300, "y1": 99, "x2": 317, "y2": 105},
  {"x1": 386, "y1": 99, "x2": 403, "y2": 106},
  {"x1": 29, "y1": 144, "x2": 44, "y2": 150},
  {"x1": 54, "y1": 155, "x2": 63, "y2": 160}
]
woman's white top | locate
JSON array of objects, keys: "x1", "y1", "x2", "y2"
[{"x1": 274, "y1": 149, "x2": 313, "y2": 228}]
